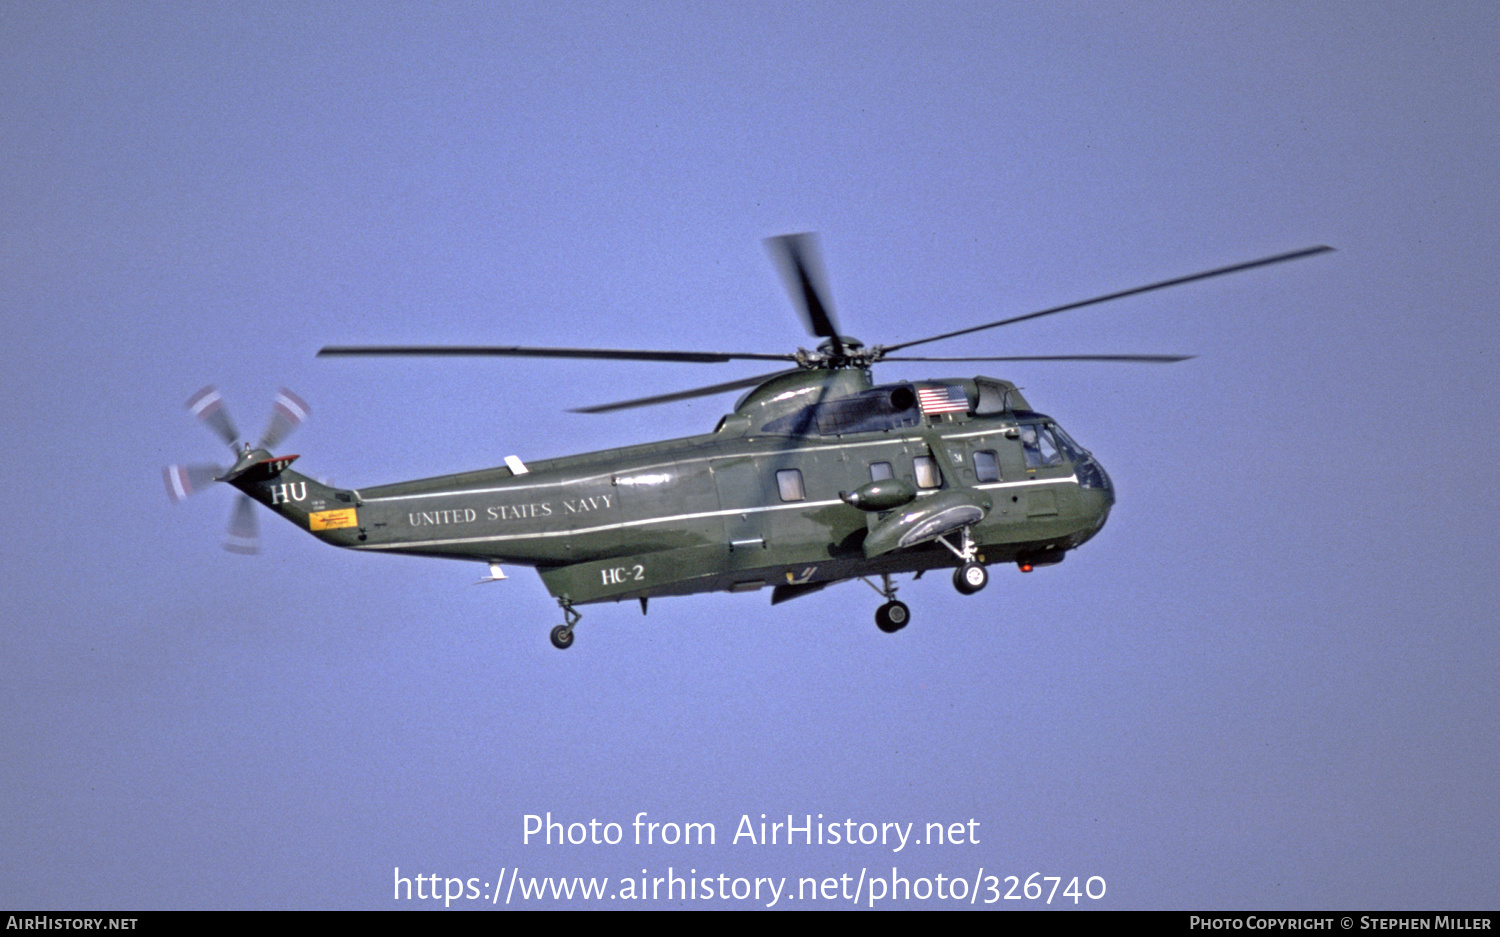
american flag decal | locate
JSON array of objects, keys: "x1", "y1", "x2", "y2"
[{"x1": 917, "y1": 384, "x2": 968, "y2": 414}]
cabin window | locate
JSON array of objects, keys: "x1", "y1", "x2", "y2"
[
  {"x1": 776, "y1": 468, "x2": 806, "y2": 502},
  {"x1": 913, "y1": 456, "x2": 942, "y2": 489},
  {"x1": 973, "y1": 450, "x2": 1000, "y2": 483},
  {"x1": 869, "y1": 461, "x2": 893, "y2": 481}
]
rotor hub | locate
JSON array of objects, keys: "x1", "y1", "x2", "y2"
[
  {"x1": 816, "y1": 335, "x2": 863, "y2": 357},
  {"x1": 800, "y1": 335, "x2": 876, "y2": 369}
]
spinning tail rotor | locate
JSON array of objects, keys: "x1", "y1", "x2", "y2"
[{"x1": 164, "y1": 386, "x2": 309, "y2": 553}]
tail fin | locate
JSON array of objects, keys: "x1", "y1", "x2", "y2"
[{"x1": 221, "y1": 450, "x2": 363, "y2": 546}]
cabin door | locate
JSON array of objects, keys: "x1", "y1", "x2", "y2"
[{"x1": 710, "y1": 457, "x2": 769, "y2": 563}]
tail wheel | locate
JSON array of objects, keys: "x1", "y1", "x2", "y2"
[
  {"x1": 550, "y1": 625, "x2": 575, "y2": 650},
  {"x1": 875, "y1": 600, "x2": 910, "y2": 633}
]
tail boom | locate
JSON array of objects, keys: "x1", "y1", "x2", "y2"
[{"x1": 222, "y1": 448, "x2": 365, "y2": 548}]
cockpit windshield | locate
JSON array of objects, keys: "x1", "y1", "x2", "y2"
[
  {"x1": 1020, "y1": 421, "x2": 1089, "y2": 468},
  {"x1": 1049, "y1": 423, "x2": 1090, "y2": 461}
]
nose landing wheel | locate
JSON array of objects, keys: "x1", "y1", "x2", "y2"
[
  {"x1": 936, "y1": 526, "x2": 988, "y2": 595},
  {"x1": 953, "y1": 561, "x2": 988, "y2": 595}
]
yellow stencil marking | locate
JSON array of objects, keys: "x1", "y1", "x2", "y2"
[{"x1": 309, "y1": 508, "x2": 358, "y2": 531}]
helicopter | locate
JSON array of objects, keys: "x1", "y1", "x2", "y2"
[{"x1": 166, "y1": 234, "x2": 1331, "y2": 649}]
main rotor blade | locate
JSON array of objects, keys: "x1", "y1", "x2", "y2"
[
  {"x1": 186, "y1": 386, "x2": 240, "y2": 450},
  {"x1": 880, "y1": 353, "x2": 1195, "y2": 363},
  {"x1": 318, "y1": 345, "x2": 793, "y2": 364},
  {"x1": 882, "y1": 245, "x2": 1334, "y2": 354},
  {"x1": 571, "y1": 368, "x2": 800, "y2": 414},
  {"x1": 765, "y1": 233, "x2": 842, "y2": 356}
]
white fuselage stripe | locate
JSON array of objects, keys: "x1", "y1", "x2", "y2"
[
  {"x1": 359, "y1": 430, "x2": 1023, "y2": 504},
  {"x1": 352, "y1": 475, "x2": 1075, "y2": 551}
]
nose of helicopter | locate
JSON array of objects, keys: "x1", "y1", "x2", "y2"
[{"x1": 1074, "y1": 454, "x2": 1115, "y2": 541}]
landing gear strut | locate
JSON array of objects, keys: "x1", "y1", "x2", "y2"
[
  {"x1": 936, "y1": 526, "x2": 988, "y2": 595},
  {"x1": 550, "y1": 601, "x2": 581, "y2": 650},
  {"x1": 862, "y1": 573, "x2": 910, "y2": 633}
]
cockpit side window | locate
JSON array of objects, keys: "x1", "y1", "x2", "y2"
[{"x1": 1021, "y1": 425, "x2": 1064, "y2": 468}]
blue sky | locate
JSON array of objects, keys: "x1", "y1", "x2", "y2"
[{"x1": 3, "y1": 2, "x2": 1496, "y2": 910}]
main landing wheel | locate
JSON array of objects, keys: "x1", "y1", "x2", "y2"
[
  {"x1": 875, "y1": 600, "x2": 910, "y2": 634},
  {"x1": 953, "y1": 562, "x2": 988, "y2": 595},
  {"x1": 550, "y1": 625, "x2": 575, "y2": 650}
]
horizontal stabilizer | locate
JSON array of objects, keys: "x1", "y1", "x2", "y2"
[{"x1": 216, "y1": 453, "x2": 300, "y2": 484}]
